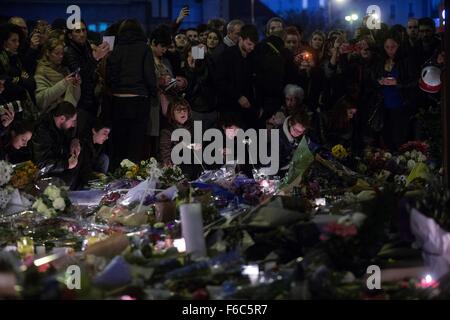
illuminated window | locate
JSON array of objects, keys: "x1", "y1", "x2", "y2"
[{"x1": 302, "y1": 0, "x2": 308, "y2": 10}]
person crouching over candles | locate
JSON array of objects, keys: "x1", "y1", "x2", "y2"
[
  {"x1": 159, "y1": 97, "x2": 201, "y2": 180},
  {"x1": 276, "y1": 110, "x2": 320, "y2": 174}
]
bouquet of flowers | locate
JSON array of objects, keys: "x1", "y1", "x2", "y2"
[
  {"x1": 32, "y1": 184, "x2": 71, "y2": 218},
  {"x1": 397, "y1": 141, "x2": 429, "y2": 172},
  {"x1": 0, "y1": 160, "x2": 14, "y2": 209},
  {"x1": 159, "y1": 165, "x2": 185, "y2": 188},
  {"x1": 10, "y1": 161, "x2": 38, "y2": 189},
  {"x1": 115, "y1": 159, "x2": 140, "y2": 180}
]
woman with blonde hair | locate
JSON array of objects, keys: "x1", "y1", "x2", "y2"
[{"x1": 34, "y1": 37, "x2": 80, "y2": 113}]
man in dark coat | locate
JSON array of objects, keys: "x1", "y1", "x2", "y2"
[
  {"x1": 32, "y1": 101, "x2": 81, "y2": 189},
  {"x1": 215, "y1": 24, "x2": 259, "y2": 129}
]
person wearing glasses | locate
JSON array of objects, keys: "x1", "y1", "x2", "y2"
[{"x1": 63, "y1": 20, "x2": 109, "y2": 136}]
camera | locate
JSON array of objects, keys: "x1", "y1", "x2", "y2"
[{"x1": 0, "y1": 100, "x2": 22, "y2": 115}]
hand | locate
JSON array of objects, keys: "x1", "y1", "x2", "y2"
[
  {"x1": 379, "y1": 77, "x2": 397, "y2": 86},
  {"x1": 70, "y1": 138, "x2": 81, "y2": 158},
  {"x1": 21, "y1": 71, "x2": 30, "y2": 79},
  {"x1": 0, "y1": 106, "x2": 15, "y2": 128},
  {"x1": 187, "y1": 54, "x2": 195, "y2": 68},
  {"x1": 30, "y1": 32, "x2": 41, "y2": 49},
  {"x1": 68, "y1": 154, "x2": 78, "y2": 169},
  {"x1": 93, "y1": 42, "x2": 110, "y2": 61},
  {"x1": 64, "y1": 74, "x2": 78, "y2": 86},
  {"x1": 176, "y1": 6, "x2": 190, "y2": 24},
  {"x1": 238, "y1": 96, "x2": 251, "y2": 109}
]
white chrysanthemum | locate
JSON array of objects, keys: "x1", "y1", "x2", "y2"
[
  {"x1": 407, "y1": 159, "x2": 416, "y2": 170},
  {"x1": 120, "y1": 159, "x2": 136, "y2": 169},
  {"x1": 397, "y1": 155, "x2": 406, "y2": 163},
  {"x1": 52, "y1": 197, "x2": 66, "y2": 211}
]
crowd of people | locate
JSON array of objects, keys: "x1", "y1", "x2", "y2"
[{"x1": 0, "y1": 8, "x2": 445, "y2": 189}]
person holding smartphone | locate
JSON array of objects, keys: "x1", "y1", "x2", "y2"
[
  {"x1": 35, "y1": 37, "x2": 81, "y2": 113},
  {"x1": 375, "y1": 34, "x2": 418, "y2": 150}
]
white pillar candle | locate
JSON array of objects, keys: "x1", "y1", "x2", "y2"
[{"x1": 179, "y1": 203, "x2": 207, "y2": 259}]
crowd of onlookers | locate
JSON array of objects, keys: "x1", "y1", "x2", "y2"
[{"x1": 0, "y1": 8, "x2": 445, "y2": 189}]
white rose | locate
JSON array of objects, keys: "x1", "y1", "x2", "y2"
[
  {"x1": 407, "y1": 159, "x2": 416, "y2": 170},
  {"x1": 411, "y1": 150, "x2": 418, "y2": 159},
  {"x1": 44, "y1": 185, "x2": 61, "y2": 201},
  {"x1": 37, "y1": 201, "x2": 49, "y2": 214},
  {"x1": 120, "y1": 159, "x2": 136, "y2": 169},
  {"x1": 404, "y1": 151, "x2": 411, "y2": 157},
  {"x1": 52, "y1": 197, "x2": 66, "y2": 211},
  {"x1": 384, "y1": 152, "x2": 392, "y2": 159}
]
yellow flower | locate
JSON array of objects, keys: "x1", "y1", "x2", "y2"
[
  {"x1": 332, "y1": 144, "x2": 348, "y2": 159},
  {"x1": 125, "y1": 171, "x2": 134, "y2": 179}
]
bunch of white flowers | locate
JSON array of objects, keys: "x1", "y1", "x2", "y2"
[
  {"x1": 32, "y1": 185, "x2": 67, "y2": 218},
  {"x1": 143, "y1": 157, "x2": 162, "y2": 180},
  {"x1": 398, "y1": 150, "x2": 427, "y2": 171},
  {"x1": 0, "y1": 161, "x2": 13, "y2": 187}
]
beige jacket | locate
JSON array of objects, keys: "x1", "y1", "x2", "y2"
[{"x1": 34, "y1": 73, "x2": 81, "y2": 113}]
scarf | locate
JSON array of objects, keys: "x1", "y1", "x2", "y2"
[{"x1": 35, "y1": 59, "x2": 69, "y2": 84}]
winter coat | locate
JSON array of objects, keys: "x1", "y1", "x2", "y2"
[
  {"x1": 106, "y1": 30, "x2": 156, "y2": 98},
  {"x1": 34, "y1": 60, "x2": 80, "y2": 113},
  {"x1": 31, "y1": 113, "x2": 75, "y2": 174},
  {"x1": 214, "y1": 45, "x2": 254, "y2": 112},
  {"x1": 63, "y1": 39, "x2": 99, "y2": 114}
]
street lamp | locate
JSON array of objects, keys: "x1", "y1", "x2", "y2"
[{"x1": 345, "y1": 13, "x2": 359, "y2": 32}]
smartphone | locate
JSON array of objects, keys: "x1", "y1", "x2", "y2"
[
  {"x1": 183, "y1": 5, "x2": 190, "y2": 15},
  {"x1": 69, "y1": 67, "x2": 81, "y2": 77},
  {"x1": 191, "y1": 46, "x2": 205, "y2": 60}
]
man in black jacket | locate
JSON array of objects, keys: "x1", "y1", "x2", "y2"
[
  {"x1": 63, "y1": 21, "x2": 109, "y2": 135},
  {"x1": 32, "y1": 101, "x2": 81, "y2": 189},
  {"x1": 215, "y1": 24, "x2": 259, "y2": 129}
]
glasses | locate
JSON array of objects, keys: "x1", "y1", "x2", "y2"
[{"x1": 174, "y1": 107, "x2": 188, "y2": 113}]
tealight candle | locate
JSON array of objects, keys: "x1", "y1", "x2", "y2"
[{"x1": 17, "y1": 237, "x2": 34, "y2": 257}]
